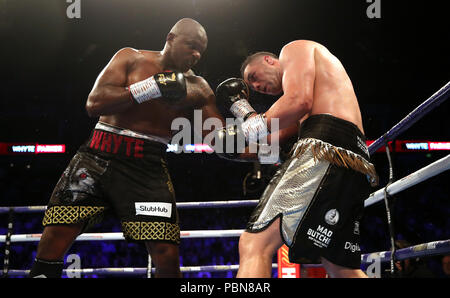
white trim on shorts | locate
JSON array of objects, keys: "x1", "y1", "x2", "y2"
[{"x1": 95, "y1": 122, "x2": 170, "y2": 145}]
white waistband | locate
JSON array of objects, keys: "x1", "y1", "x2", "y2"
[{"x1": 95, "y1": 122, "x2": 170, "y2": 145}]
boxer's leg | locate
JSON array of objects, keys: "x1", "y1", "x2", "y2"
[
  {"x1": 30, "y1": 150, "x2": 108, "y2": 278},
  {"x1": 145, "y1": 241, "x2": 181, "y2": 278},
  {"x1": 29, "y1": 222, "x2": 84, "y2": 278},
  {"x1": 237, "y1": 217, "x2": 283, "y2": 278}
]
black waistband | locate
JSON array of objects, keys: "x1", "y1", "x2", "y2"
[
  {"x1": 298, "y1": 114, "x2": 370, "y2": 160},
  {"x1": 81, "y1": 128, "x2": 167, "y2": 159}
]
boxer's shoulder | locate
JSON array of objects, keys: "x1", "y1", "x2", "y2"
[
  {"x1": 282, "y1": 40, "x2": 321, "y2": 50},
  {"x1": 183, "y1": 70, "x2": 207, "y2": 85},
  {"x1": 114, "y1": 48, "x2": 161, "y2": 65},
  {"x1": 184, "y1": 69, "x2": 196, "y2": 77},
  {"x1": 184, "y1": 72, "x2": 210, "y2": 91},
  {"x1": 107, "y1": 47, "x2": 154, "y2": 70},
  {"x1": 112, "y1": 47, "x2": 144, "y2": 60},
  {"x1": 119, "y1": 49, "x2": 164, "y2": 74},
  {"x1": 280, "y1": 40, "x2": 323, "y2": 58},
  {"x1": 186, "y1": 73, "x2": 206, "y2": 86},
  {"x1": 134, "y1": 49, "x2": 162, "y2": 65},
  {"x1": 182, "y1": 74, "x2": 214, "y2": 108}
]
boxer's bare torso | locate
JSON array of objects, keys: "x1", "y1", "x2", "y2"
[
  {"x1": 245, "y1": 40, "x2": 365, "y2": 135},
  {"x1": 301, "y1": 41, "x2": 364, "y2": 133},
  {"x1": 281, "y1": 40, "x2": 364, "y2": 133}
]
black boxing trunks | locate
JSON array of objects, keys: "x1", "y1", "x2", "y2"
[
  {"x1": 246, "y1": 114, "x2": 378, "y2": 269},
  {"x1": 42, "y1": 122, "x2": 180, "y2": 244}
]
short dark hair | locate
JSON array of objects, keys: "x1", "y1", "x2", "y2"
[{"x1": 240, "y1": 51, "x2": 278, "y2": 78}]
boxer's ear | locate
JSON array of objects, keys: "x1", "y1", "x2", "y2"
[
  {"x1": 264, "y1": 55, "x2": 275, "y2": 65},
  {"x1": 166, "y1": 32, "x2": 176, "y2": 42}
]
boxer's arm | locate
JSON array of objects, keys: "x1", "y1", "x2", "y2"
[
  {"x1": 194, "y1": 77, "x2": 226, "y2": 139},
  {"x1": 239, "y1": 122, "x2": 298, "y2": 161},
  {"x1": 85, "y1": 47, "x2": 136, "y2": 117},
  {"x1": 265, "y1": 41, "x2": 315, "y2": 131},
  {"x1": 195, "y1": 78, "x2": 269, "y2": 162},
  {"x1": 201, "y1": 96, "x2": 226, "y2": 139},
  {"x1": 267, "y1": 121, "x2": 299, "y2": 145}
]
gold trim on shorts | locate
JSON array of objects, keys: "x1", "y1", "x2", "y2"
[
  {"x1": 161, "y1": 158, "x2": 175, "y2": 196},
  {"x1": 292, "y1": 138, "x2": 379, "y2": 186},
  {"x1": 42, "y1": 206, "x2": 105, "y2": 226},
  {"x1": 121, "y1": 221, "x2": 180, "y2": 244}
]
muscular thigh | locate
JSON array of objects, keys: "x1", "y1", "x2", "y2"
[
  {"x1": 145, "y1": 241, "x2": 178, "y2": 254},
  {"x1": 241, "y1": 217, "x2": 283, "y2": 253},
  {"x1": 37, "y1": 223, "x2": 85, "y2": 260}
]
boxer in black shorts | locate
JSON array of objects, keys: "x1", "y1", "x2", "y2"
[
  {"x1": 216, "y1": 40, "x2": 378, "y2": 277},
  {"x1": 43, "y1": 122, "x2": 179, "y2": 244},
  {"x1": 29, "y1": 18, "x2": 225, "y2": 278}
]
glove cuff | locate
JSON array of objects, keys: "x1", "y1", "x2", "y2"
[
  {"x1": 241, "y1": 114, "x2": 270, "y2": 142},
  {"x1": 129, "y1": 76, "x2": 162, "y2": 104},
  {"x1": 230, "y1": 99, "x2": 256, "y2": 120}
]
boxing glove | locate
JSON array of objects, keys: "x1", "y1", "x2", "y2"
[
  {"x1": 129, "y1": 71, "x2": 186, "y2": 104},
  {"x1": 216, "y1": 78, "x2": 256, "y2": 120}
]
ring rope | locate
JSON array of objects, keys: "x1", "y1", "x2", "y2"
[
  {"x1": 2, "y1": 229, "x2": 449, "y2": 263},
  {"x1": 1, "y1": 208, "x2": 14, "y2": 278},
  {"x1": 368, "y1": 80, "x2": 450, "y2": 154},
  {"x1": 4, "y1": 264, "x2": 279, "y2": 277},
  {"x1": 364, "y1": 153, "x2": 450, "y2": 207},
  {"x1": 0, "y1": 229, "x2": 245, "y2": 243},
  {"x1": 361, "y1": 239, "x2": 450, "y2": 264},
  {"x1": 0, "y1": 200, "x2": 260, "y2": 214},
  {"x1": 0, "y1": 154, "x2": 447, "y2": 215},
  {"x1": 383, "y1": 142, "x2": 397, "y2": 274},
  {"x1": 4, "y1": 239, "x2": 449, "y2": 276}
]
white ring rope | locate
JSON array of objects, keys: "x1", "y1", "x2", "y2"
[
  {"x1": 4, "y1": 239, "x2": 449, "y2": 276},
  {"x1": 2, "y1": 230, "x2": 449, "y2": 262},
  {"x1": 364, "y1": 153, "x2": 450, "y2": 207},
  {"x1": 0, "y1": 200, "x2": 260, "y2": 214},
  {"x1": 5, "y1": 264, "x2": 279, "y2": 276},
  {"x1": 0, "y1": 229, "x2": 245, "y2": 243}
]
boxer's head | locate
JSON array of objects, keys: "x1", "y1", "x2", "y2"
[
  {"x1": 163, "y1": 18, "x2": 208, "y2": 72},
  {"x1": 241, "y1": 52, "x2": 283, "y2": 96}
]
